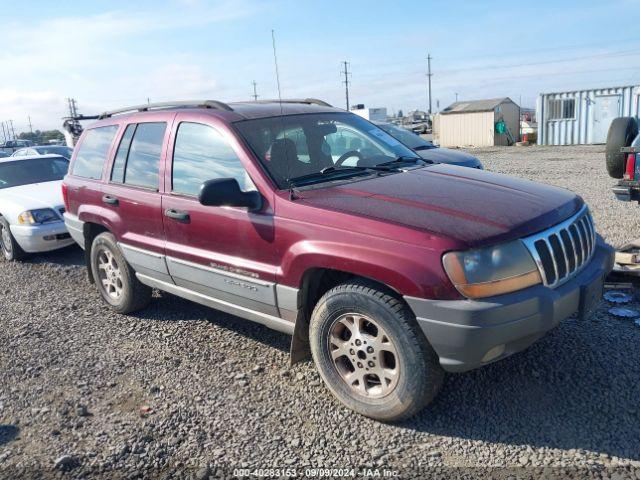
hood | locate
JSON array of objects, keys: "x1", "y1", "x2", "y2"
[
  {"x1": 295, "y1": 165, "x2": 583, "y2": 247},
  {"x1": 415, "y1": 147, "x2": 482, "y2": 168},
  {"x1": 0, "y1": 181, "x2": 64, "y2": 221}
]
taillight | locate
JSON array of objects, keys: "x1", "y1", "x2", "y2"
[
  {"x1": 61, "y1": 183, "x2": 70, "y2": 211},
  {"x1": 624, "y1": 153, "x2": 636, "y2": 181}
]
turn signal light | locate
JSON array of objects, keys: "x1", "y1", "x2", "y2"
[{"x1": 624, "y1": 153, "x2": 636, "y2": 181}]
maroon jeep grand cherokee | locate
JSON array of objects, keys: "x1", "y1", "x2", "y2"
[{"x1": 63, "y1": 99, "x2": 613, "y2": 421}]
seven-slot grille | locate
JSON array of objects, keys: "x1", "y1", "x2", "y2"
[{"x1": 522, "y1": 206, "x2": 596, "y2": 288}]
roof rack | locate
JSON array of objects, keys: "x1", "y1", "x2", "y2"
[
  {"x1": 247, "y1": 98, "x2": 333, "y2": 107},
  {"x1": 97, "y1": 100, "x2": 233, "y2": 119}
]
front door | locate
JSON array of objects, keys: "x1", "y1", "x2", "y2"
[
  {"x1": 161, "y1": 118, "x2": 280, "y2": 317},
  {"x1": 592, "y1": 95, "x2": 621, "y2": 143}
]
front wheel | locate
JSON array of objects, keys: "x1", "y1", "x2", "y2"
[
  {"x1": 90, "y1": 232, "x2": 151, "y2": 314},
  {"x1": 0, "y1": 217, "x2": 25, "y2": 261},
  {"x1": 309, "y1": 280, "x2": 444, "y2": 421}
]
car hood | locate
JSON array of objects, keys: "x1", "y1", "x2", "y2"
[
  {"x1": 295, "y1": 165, "x2": 583, "y2": 247},
  {"x1": 415, "y1": 147, "x2": 482, "y2": 168},
  {"x1": 0, "y1": 181, "x2": 64, "y2": 221}
]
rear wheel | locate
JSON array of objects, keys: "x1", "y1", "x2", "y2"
[
  {"x1": 0, "y1": 217, "x2": 25, "y2": 261},
  {"x1": 90, "y1": 232, "x2": 151, "y2": 314},
  {"x1": 309, "y1": 280, "x2": 444, "y2": 421},
  {"x1": 606, "y1": 117, "x2": 638, "y2": 178}
]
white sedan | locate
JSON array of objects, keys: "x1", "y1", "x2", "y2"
[{"x1": 0, "y1": 155, "x2": 75, "y2": 261}]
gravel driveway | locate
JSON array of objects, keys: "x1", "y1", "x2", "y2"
[{"x1": 1, "y1": 145, "x2": 639, "y2": 479}]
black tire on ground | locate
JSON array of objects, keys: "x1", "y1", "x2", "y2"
[
  {"x1": 90, "y1": 232, "x2": 151, "y2": 314},
  {"x1": 309, "y1": 280, "x2": 444, "y2": 422},
  {"x1": 0, "y1": 216, "x2": 25, "y2": 261},
  {"x1": 606, "y1": 117, "x2": 638, "y2": 178}
]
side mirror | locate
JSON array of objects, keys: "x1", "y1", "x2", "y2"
[{"x1": 198, "y1": 178, "x2": 262, "y2": 212}]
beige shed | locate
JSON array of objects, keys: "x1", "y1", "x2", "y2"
[{"x1": 433, "y1": 98, "x2": 520, "y2": 147}]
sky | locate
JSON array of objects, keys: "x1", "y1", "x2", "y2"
[{"x1": 1, "y1": 0, "x2": 639, "y2": 134}]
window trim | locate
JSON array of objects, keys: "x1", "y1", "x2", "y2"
[{"x1": 170, "y1": 121, "x2": 254, "y2": 198}]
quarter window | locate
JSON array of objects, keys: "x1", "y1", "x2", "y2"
[
  {"x1": 71, "y1": 125, "x2": 118, "y2": 179},
  {"x1": 172, "y1": 122, "x2": 254, "y2": 196},
  {"x1": 110, "y1": 124, "x2": 136, "y2": 183}
]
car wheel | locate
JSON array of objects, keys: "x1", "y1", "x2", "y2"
[
  {"x1": 0, "y1": 217, "x2": 25, "y2": 261},
  {"x1": 606, "y1": 117, "x2": 638, "y2": 178},
  {"x1": 309, "y1": 280, "x2": 444, "y2": 421},
  {"x1": 90, "y1": 232, "x2": 151, "y2": 314}
]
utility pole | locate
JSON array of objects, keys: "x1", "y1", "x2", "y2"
[
  {"x1": 1, "y1": 122, "x2": 6, "y2": 142},
  {"x1": 9, "y1": 120, "x2": 15, "y2": 139},
  {"x1": 28, "y1": 116, "x2": 33, "y2": 134},
  {"x1": 455, "y1": 92, "x2": 459, "y2": 102},
  {"x1": 67, "y1": 98, "x2": 79, "y2": 118},
  {"x1": 251, "y1": 80, "x2": 259, "y2": 101},
  {"x1": 426, "y1": 54, "x2": 433, "y2": 115},
  {"x1": 341, "y1": 61, "x2": 351, "y2": 110}
]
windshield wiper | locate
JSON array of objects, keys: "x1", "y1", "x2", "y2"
[
  {"x1": 377, "y1": 156, "x2": 431, "y2": 167},
  {"x1": 289, "y1": 166, "x2": 384, "y2": 187}
]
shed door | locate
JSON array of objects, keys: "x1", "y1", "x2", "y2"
[{"x1": 591, "y1": 95, "x2": 621, "y2": 143}]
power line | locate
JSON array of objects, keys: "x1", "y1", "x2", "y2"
[
  {"x1": 426, "y1": 54, "x2": 433, "y2": 114},
  {"x1": 251, "y1": 80, "x2": 259, "y2": 101},
  {"x1": 341, "y1": 61, "x2": 351, "y2": 110}
]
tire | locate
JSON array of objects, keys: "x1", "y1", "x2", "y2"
[
  {"x1": 606, "y1": 117, "x2": 638, "y2": 178},
  {"x1": 0, "y1": 216, "x2": 25, "y2": 261},
  {"x1": 90, "y1": 232, "x2": 151, "y2": 314},
  {"x1": 309, "y1": 280, "x2": 444, "y2": 421}
]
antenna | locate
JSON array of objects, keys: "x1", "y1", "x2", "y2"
[{"x1": 271, "y1": 29, "x2": 295, "y2": 199}]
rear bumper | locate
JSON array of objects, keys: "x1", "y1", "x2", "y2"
[
  {"x1": 10, "y1": 222, "x2": 75, "y2": 253},
  {"x1": 405, "y1": 241, "x2": 614, "y2": 373}
]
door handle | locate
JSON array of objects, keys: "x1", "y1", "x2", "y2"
[
  {"x1": 102, "y1": 195, "x2": 119, "y2": 206},
  {"x1": 164, "y1": 208, "x2": 190, "y2": 222}
]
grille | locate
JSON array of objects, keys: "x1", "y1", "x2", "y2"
[{"x1": 522, "y1": 206, "x2": 596, "y2": 288}]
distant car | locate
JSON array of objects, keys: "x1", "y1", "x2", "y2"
[
  {"x1": 0, "y1": 155, "x2": 74, "y2": 260},
  {"x1": 12, "y1": 145, "x2": 73, "y2": 160},
  {"x1": 375, "y1": 122, "x2": 483, "y2": 169},
  {"x1": 0, "y1": 151, "x2": 10, "y2": 158}
]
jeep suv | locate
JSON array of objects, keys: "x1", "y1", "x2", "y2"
[{"x1": 63, "y1": 99, "x2": 613, "y2": 421}]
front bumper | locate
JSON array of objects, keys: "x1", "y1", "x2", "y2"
[
  {"x1": 405, "y1": 241, "x2": 614, "y2": 373},
  {"x1": 10, "y1": 221, "x2": 75, "y2": 253}
]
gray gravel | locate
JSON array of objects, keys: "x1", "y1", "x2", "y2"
[{"x1": 1, "y1": 145, "x2": 640, "y2": 479}]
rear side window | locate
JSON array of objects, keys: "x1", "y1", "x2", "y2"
[
  {"x1": 172, "y1": 122, "x2": 254, "y2": 196},
  {"x1": 72, "y1": 125, "x2": 118, "y2": 179},
  {"x1": 109, "y1": 122, "x2": 166, "y2": 189}
]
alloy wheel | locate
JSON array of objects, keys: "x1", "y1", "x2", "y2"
[
  {"x1": 96, "y1": 248, "x2": 124, "y2": 300},
  {"x1": 328, "y1": 313, "x2": 400, "y2": 398},
  {"x1": 0, "y1": 223, "x2": 12, "y2": 256}
]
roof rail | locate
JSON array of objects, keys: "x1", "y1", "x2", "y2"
[
  {"x1": 248, "y1": 98, "x2": 333, "y2": 107},
  {"x1": 97, "y1": 100, "x2": 233, "y2": 119}
]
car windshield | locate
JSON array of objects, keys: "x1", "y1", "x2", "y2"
[
  {"x1": 377, "y1": 123, "x2": 435, "y2": 150},
  {"x1": 0, "y1": 157, "x2": 69, "y2": 189},
  {"x1": 235, "y1": 113, "x2": 424, "y2": 188},
  {"x1": 35, "y1": 146, "x2": 73, "y2": 158}
]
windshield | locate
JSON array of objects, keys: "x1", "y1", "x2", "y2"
[
  {"x1": 376, "y1": 123, "x2": 435, "y2": 150},
  {"x1": 0, "y1": 157, "x2": 69, "y2": 189},
  {"x1": 235, "y1": 113, "x2": 422, "y2": 188},
  {"x1": 35, "y1": 146, "x2": 73, "y2": 158}
]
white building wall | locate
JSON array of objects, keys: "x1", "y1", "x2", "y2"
[{"x1": 438, "y1": 111, "x2": 495, "y2": 147}]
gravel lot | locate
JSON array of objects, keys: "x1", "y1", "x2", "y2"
[{"x1": 1, "y1": 145, "x2": 639, "y2": 479}]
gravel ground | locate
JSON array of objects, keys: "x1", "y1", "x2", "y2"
[{"x1": 1, "y1": 145, "x2": 640, "y2": 479}]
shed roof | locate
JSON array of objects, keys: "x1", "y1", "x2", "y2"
[{"x1": 441, "y1": 97, "x2": 515, "y2": 115}]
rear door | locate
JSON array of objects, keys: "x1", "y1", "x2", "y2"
[
  {"x1": 161, "y1": 115, "x2": 280, "y2": 317},
  {"x1": 102, "y1": 120, "x2": 171, "y2": 282},
  {"x1": 592, "y1": 95, "x2": 621, "y2": 143}
]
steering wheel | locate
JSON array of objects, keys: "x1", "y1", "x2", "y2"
[{"x1": 335, "y1": 150, "x2": 364, "y2": 167}]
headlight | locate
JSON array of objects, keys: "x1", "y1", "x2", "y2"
[
  {"x1": 442, "y1": 240, "x2": 542, "y2": 299},
  {"x1": 17, "y1": 208, "x2": 60, "y2": 225}
]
